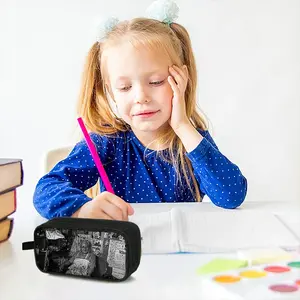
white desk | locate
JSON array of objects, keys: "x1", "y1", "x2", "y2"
[{"x1": 1, "y1": 201, "x2": 300, "y2": 300}]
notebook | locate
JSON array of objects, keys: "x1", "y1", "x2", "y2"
[{"x1": 129, "y1": 208, "x2": 300, "y2": 254}]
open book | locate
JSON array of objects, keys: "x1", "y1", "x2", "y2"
[{"x1": 129, "y1": 208, "x2": 300, "y2": 254}]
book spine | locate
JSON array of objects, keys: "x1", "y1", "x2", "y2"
[{"x1": 20, "y1": 161, "x2": 24, "y2": 185}]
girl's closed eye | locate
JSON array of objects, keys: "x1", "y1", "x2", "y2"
[
  {"x1": 118, "y1": 85, "x2": 132, "y2": 92},
  {"x1": 149, "y1": 79, "x2": 165, "y2": 86},
  {"x1": 117, "y1": 80, "x2": 165, "y2": 91}
]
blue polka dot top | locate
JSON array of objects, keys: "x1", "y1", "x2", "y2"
[{"x1": 33, "y1": 129, "x2": 247, "y2": 219}]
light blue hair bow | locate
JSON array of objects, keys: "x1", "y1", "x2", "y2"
[{"x1": 95, "y1": 0, "x2": 179, "y2": 42}]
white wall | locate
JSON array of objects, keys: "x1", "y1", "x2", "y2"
[{"x1": 1, "y1": 0, "x2": 299, "y2": 210}]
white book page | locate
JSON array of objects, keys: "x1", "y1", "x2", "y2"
[
  {"x1": 129, "y1": 209, "x2": 180, "y2": 254},
  {"x1": 178, "y1": 210, "x2": 300, "y2": 253}
]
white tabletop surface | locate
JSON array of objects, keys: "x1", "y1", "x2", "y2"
[{"x1": 1, "y1": 201, "x2": 300, "y2": 300}]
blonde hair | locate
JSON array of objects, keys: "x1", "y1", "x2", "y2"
[{"x1": 77, "y1": 18, "x2": 208, "y2": 201}]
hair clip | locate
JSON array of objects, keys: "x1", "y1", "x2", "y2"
[
  {"x1": 95, "y1": 16, "x2": 119, "y2": 42},
  {"x1": 145, "y1": 0, "x2": 179, "y2": 25},
  {"x1": 94, "y1": 0, "x2": 179, "y2": 43}
]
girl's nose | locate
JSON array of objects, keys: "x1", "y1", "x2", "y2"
[{"x1": 134, "y1": 86, "x2": 150, "y2": 104}]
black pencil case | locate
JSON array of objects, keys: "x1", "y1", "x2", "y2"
[{"x1": 22, "y1": 217, "x2": 141, "y2": 281}]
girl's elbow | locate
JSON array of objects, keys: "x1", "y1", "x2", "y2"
[
  {"x1": 224, "y1": 196, "x2": 245, "y2": 209},
  {"x1": 33, "y1": 191, "x2": 56, "y2": 220},
  {"x1": 214, "y1": 197, "x2": 244, "y2": 209},
  {"x1": 33, "y1": 198, "x2": 51, "y2": 219},
  {"x1": 224, "y1": 180, "x2": 247, "y2": 209},
  {"x1": 214, "y1": 181, "x2": 247, "y2": 209}
]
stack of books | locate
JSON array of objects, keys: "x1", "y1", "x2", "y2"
[{"x1": 0, "y1": 159, "x2": 23, "y2": 243}]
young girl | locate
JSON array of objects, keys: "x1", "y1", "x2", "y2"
[
  {"x1": 33, "y1": 0, "x2": 247, "y2": 220},
  {"x1": 64, "y1": 240, "x2": 96, "y2": 276}
]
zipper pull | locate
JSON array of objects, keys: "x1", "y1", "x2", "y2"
[{"x1": 22, "y1": 241, "x2": 34, "y2": 250}]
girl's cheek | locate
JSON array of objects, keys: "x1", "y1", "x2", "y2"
[{"x1": 117, "y1": 104, "x2": 132, "y2": 121}]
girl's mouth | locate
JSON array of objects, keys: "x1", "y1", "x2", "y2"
[{"x1": 134, "y1": 110, "x2": 159, "y2": 118}]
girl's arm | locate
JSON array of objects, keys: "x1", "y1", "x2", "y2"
[
  {"x1": 64, "y1": 255, "x2": 75, "y2": 267},
  {"x1": 176, "y1": 124, "x2": 247, "y2": 209},
  {"x1": 87, "y1": 254, "x2": 96, "y2": 276},
  {"x1": 33, "y1": 133, "x2": 114, "y2": 219}
]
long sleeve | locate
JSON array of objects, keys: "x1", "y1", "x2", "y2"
[
  {"x1": 33, "y1": 133, "x2": 115, "y2": 219},
  {"x1": 185, "y1": 130, "x2": 247, "y2": 209}
]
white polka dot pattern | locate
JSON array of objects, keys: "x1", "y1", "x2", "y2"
[{"x1": 33, "y1": 130, "x2": 247, "y2": 219}]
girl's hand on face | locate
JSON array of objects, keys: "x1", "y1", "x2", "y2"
[
  {"x1": 72, "y1": 191, "x2": 134, "y2": 221},
  {"x1": 167, "y1": 65, "x2": 190, "y2": 132}
]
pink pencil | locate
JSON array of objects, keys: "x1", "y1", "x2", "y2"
[{"x1": 77, "y1": 117, "x2": 115, "y2": 194}]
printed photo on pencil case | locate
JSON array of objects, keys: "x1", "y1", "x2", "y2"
[{"x1": 34, "y1": 228, "x2": 128, "y2": 280}]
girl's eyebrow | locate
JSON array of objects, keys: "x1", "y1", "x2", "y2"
[
  {"x1": 116, "y1": 70, "x2": 166, "y2": 81},
  {"x1": 116, "y1": 76, "x2": 130, "y2": 81},
  {"x1": 143, "y1": 69, "x2": 164, "y2": 76}
]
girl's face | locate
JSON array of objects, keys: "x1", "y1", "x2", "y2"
[
  {"x1": 81, "y1": 242, "x2": 89, "y2": 254},
  {"x1": 105, "y1": 43, "x2": 173, "y2": 135}
]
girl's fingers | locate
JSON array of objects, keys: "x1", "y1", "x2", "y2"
[
  {"x1": 173, "y1": 65, "x2": 186, "y2": 79},
  {"x1": 100, "y1": 198, "x2": 125, "y2": 220},
  {"x1": 169, "y1": 65, "x2": 188, "y2": 90},
  {"x1": 106, "y1": 192, "x2": 134, "y2": 220},
  {"x1": 168, "y1": 76, "x2": 179, "y2": 95},
  {"x1": 182, "y1": 65, "x2": 189, "y2": 80},
  {"x1": 169, "y1": 66, "x2": 184, "y2": 87},
  {"x1": 176, "y1": 65, "x2": 188, "y2": 89},
  {"x1": 127, "y1": 204, "x2": 134, "y2": 216},
  {"x1": 98, "y1": 211, "x2": 114, "y2": 220},
  {"x1": 91, "y1": 203, "x2": 114, "y2": 219}
]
